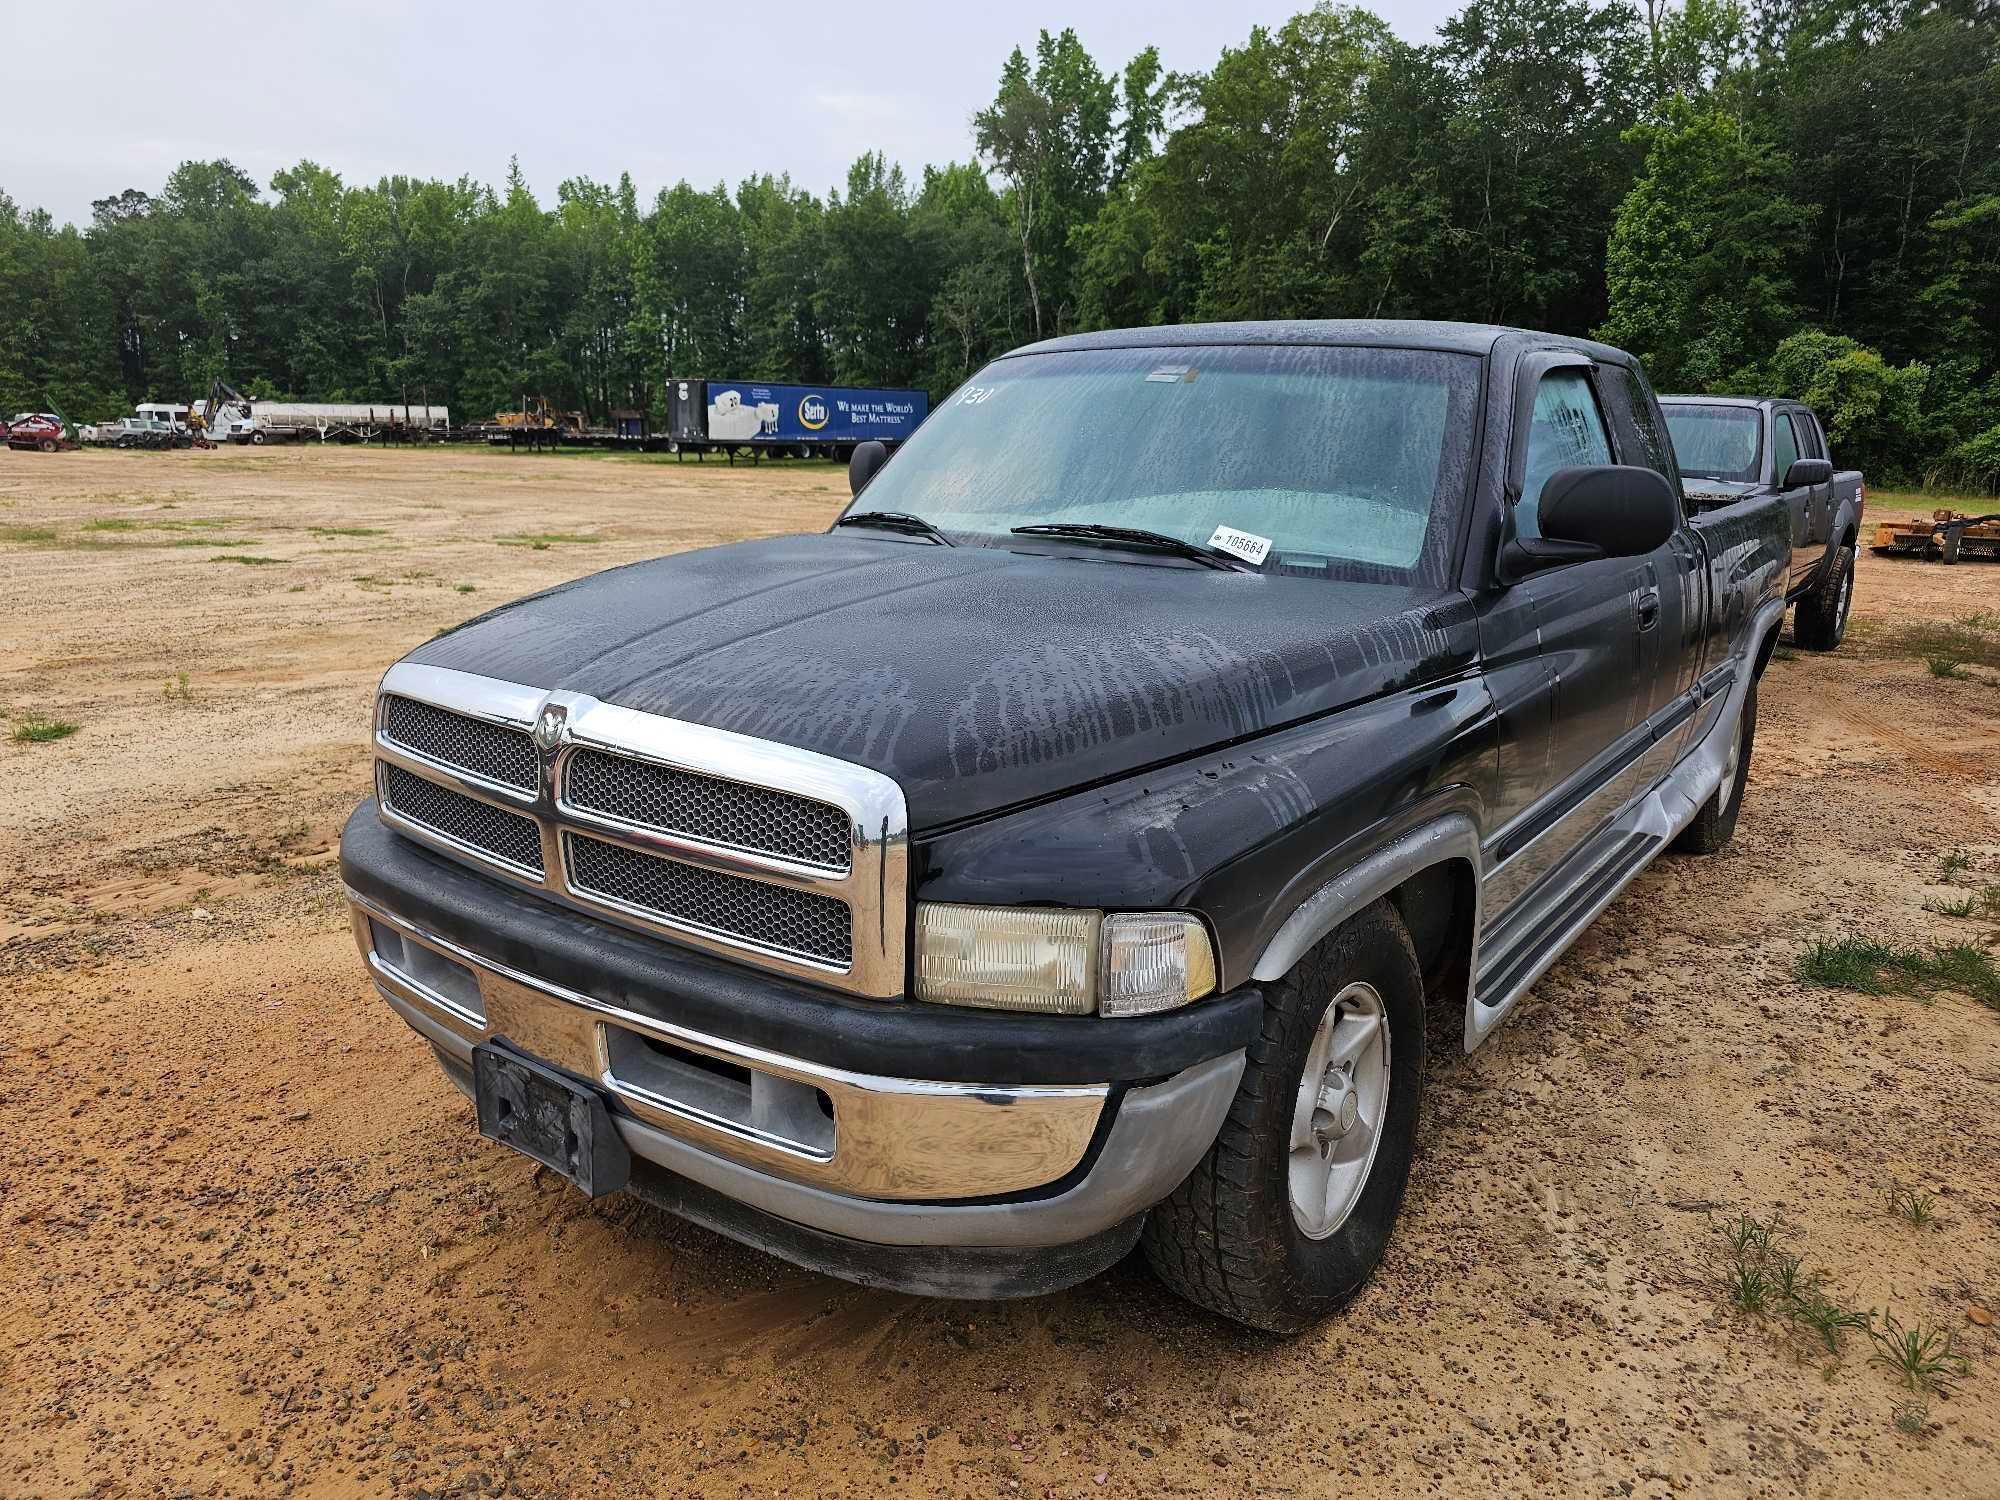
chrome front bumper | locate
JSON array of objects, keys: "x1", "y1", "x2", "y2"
[{"x1": 349, "y1": 889, "x2": 1244, "y2": 1249}]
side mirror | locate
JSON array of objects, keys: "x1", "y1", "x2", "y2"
[
  {"x1": 1503, "y1": 465, "x2": 1680, "y2": 579},
  {"x1": 1782, "y1": 457, "x2": 1831, "y2": 488},
  {"x1": 849, "y1": 440, "x2": 888, "y2": 496}
]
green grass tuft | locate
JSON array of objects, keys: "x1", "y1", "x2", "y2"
[
  {"x1": 1885, "y1": 1183, "x2": 1937, "y2": 1229},
  {"x1": 1790, "y1": 1290, "x2": 1871, "y2": 1354},
  {"x1": 1796, "y1": 935, "x2": 2000, "y2": 1010},
  {"x1": 1727, "y1": 1259, "x2": 1773, "y2": 1315},
  {"x1": 209, "y1": 554, "x2": 285, "y2": 566},
  {"x1": 311, "y1": 525, "x2": 386, "y2": 537},
  {"x1": 1870, "y1": 618, "x2": 2000, "y2": 674},
  {"x1": 0, "y1": 524, "x2": 58, "y2": 543},
  {"x1": 1869, "y1": 1314, "x2": 1969, "y2": 1393},
  {"x1": 12, "y1": 712, "x2": 79, "y2": 744}
]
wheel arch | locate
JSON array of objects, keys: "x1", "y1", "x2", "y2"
[
  {"x1": 1249, "y1": 814, "x2": 1484, "y2": 1054},
  {"x1": 1752, "y1": 613, "x2": 1786, "y2": 678}
]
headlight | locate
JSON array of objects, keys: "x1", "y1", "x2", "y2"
[{"x1": 914, "y1": 903, "x2": 1216, "y2": 1016}]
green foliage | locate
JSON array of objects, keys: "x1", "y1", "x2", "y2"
[
  {"x1": 0, "y1": 0, "x2": 1996, "y2": 485},
  {"x1": 1748, "y1": 331, "x2": 1934, "y2": 479},
  {"x1": 1947, "y1": 422, "x2": 2000, "y2": 493},
  {"x1": 1598, "y1": 104, "x2": 1807, "y2": 389}
]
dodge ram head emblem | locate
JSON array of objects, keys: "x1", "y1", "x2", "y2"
[{"x1": 532, "y1": 705, "x2": 567, "y2": 752}]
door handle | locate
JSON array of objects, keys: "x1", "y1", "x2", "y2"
[{"x1": 1636, "y1": 589, "x2": 1661, "y2": 630}]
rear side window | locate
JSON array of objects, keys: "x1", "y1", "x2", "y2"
[
  {"x1": 1607, "y1": 365, "x2": 1675, "y2": 481},
  {"x1": 1516, "y1": 369, "x2": 1612, "y2": 540},
  {"x1": 1795, "y1": 411, "x2": 1826, "y2": 459},
  {"x1": 1773, "y1": 413, "x2": 1801, "y2": 485}
]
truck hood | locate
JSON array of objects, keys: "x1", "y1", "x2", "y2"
[
  {"x1": 403, "y1": 533, "x2": 1474, "y2": 830},
  {"x1": 1681, "y1": 477, "x2": 1765, "y2": 504}
]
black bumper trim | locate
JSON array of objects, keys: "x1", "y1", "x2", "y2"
[
  {"x1": 624, "y1": 1158, "x2": 1143, "y2": 1299},
  {"x1": 342, "y1": 802, "x2": 1263, "y2": 1086}
]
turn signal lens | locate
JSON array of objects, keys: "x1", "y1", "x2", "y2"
[
  {"x1": 1099, "y1": 913, "x2": 1218, "y2": 1017},
  {"x1": 914, "y1": 904, "x2": 1100, "y2": 1014}
]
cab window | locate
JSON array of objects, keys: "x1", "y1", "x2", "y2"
[
  {"x1": 1772, "y1": 413, "x2": 1800, "y2": 485},
  {"x1": 1516, "y1": 368, "x2": 1612, "y2": 540}
]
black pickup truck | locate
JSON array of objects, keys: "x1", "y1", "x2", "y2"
[
  {"x1": 340, "y1": 321, "x2": 1790, "y2": 1333},
  {"x1": 1660, "y1": 395, "x2": 1864, "y2": 650}
]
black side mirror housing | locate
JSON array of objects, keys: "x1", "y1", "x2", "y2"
[
  {"x1": 1502, "y1": 464, "x2": 1681, "y2": 580},
  {"x1": 849, "y1": 440, "x2": 888, "y2": 496},
  {"x1": 1782, "y1": 457, "x2": 1832, "y2": 488}
]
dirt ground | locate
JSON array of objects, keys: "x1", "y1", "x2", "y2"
[{"x1": 2, "y1": 445, "x2": 1996, "y2": 1500}]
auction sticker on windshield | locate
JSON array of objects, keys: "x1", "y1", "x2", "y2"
[{"x1": 1208, "y1": 526, "x2": 1272, "y2": 566}]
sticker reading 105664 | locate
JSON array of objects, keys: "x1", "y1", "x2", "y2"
[{"x1": 1208, "y1": 526, "x2": 1273, "y2": 567}]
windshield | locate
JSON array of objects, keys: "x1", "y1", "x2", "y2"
[
  {"x1": 1664, "y1": 403, "x2": 1762, "y2": 482},
  {"x1": 843, "y1": 344, "x2": 1480, "y2": 585}
]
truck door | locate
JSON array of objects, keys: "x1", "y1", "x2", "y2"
[
  {"x1": 1770, "y1": 410, "x2": 1813, "y2": 587},
  {"x1": 1796, "y1": 409, "x2": 1834, "y2": 554},
  {"x1": 1484, "y1": 361, "x2": 1657, "y2": 901},
  {"x1": 1603, "y1": 363, "x2": 1706, "y2": 760}
]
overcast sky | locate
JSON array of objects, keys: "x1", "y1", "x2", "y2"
[{"x1": 3, "y1": 1, "x2": 1459, "y2": 229}]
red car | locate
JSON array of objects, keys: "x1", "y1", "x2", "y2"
[{"x1": 5, "y1": 412, "x2": 70, "y2": 451}]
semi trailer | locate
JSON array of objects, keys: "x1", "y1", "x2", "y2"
[
  {"x1": 662, "y1": 379, "x2": 927, "y2": 459},
  {"x1": 227, "y1": 401, "x2": 450, "y2": 443}
]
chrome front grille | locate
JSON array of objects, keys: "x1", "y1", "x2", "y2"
[
  {"x1": 380, "y1": 764, "x2": 545, "y2": 874},
  {"x1": 370, "y1": 662, "x2": 907, "y2": 998},
  {"x1": 565, "y1": 748, "x2": 852, "y2": 872},
  {"x1": 382, "y1": 694, "x2": 538, "y2": 790},
  {"x1": 564, "y1": 833, "x2": 852, "y2": 966}
]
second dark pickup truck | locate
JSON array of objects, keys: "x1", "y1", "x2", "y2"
[
  {"x1": 341, "y1": 320, "x2": 1792, "y2": 1333},
  {"x1": 1661, "y1": 395, "x2": 1864, "y2": 650}
]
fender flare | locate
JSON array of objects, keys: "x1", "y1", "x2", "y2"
[{"x1": 1249, "y1": 812, "x2": 1485, "y2": 1045}]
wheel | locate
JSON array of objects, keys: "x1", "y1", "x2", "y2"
[
  {"x1": 1674, "y1": 679, "x2": 1756, "y2": 855},
  {"x1": 250, "y1": 431, "x2": 266, "y2": 445},
  {"x1": 1793, "y1": 544, "x2": 1853, "y2": 650},
  {"x1": 38, "y1": 438, "x2": 55, "y2": 452},
  {"x1": 1141, "y1": 899, "x2": 1425, "y2": 1334}
]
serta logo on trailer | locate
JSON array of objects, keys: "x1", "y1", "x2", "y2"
[{"x1": 799, "y1": 395, "x2": 829, "y2": 431}]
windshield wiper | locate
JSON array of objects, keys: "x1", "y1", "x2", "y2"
[
  {"x1": 1010, "y1": 522, "x2": 1246, "y2": 571},
  {"x1": 834, "y1": 510, "x2": 954, "y2": 545}
]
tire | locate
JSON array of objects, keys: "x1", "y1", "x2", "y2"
[
  {"x1": 1141, "y1": 899, "x2": 1425, "y2": 1334},
  {"x1": 1674, "y1": 678, "x2": 1756, "y2": 855},
  {"x1": 1793, "y1": 544, "x2": 1853, "y2": 651},
  {"x1": 38, "y1": 438, "x2": 55, "y2": 453},
  {"x1": 250, "y1": 431, "x2": 266, "y2": 445}
]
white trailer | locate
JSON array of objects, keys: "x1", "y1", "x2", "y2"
[{"x1": 235, "y1": 401, "x2": 450, "y2": 443}]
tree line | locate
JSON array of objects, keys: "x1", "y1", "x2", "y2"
[{"x1": 1, "y1": 0, "x2": 1996, "y2": 486}]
